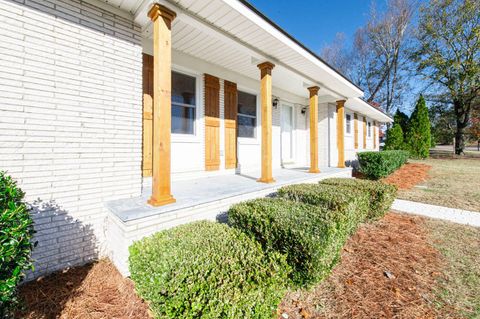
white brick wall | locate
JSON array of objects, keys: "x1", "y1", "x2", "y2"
[{"x1": 0, "y1": 0, "x2": 142, "y2": 279}]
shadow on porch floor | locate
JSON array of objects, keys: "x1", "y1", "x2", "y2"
[{"x1": 106, "y1": 167, "x2": 351, "y2": 223}]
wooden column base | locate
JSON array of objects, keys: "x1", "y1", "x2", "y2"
[
  {"x1": 257, "y1": 177, "x2": 276, "y2": 184},
  {"x1": 148, "y1": 195, "x2": 176, "y2": 207},
  {"x1": 309, "y1": 168, "x2": 320, "y2": 173}
]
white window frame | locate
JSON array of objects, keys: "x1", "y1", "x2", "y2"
[
  {"x1": 237, "y1": 85, "x2": 260, "y2": 145},
  {"x1": 171, "y1": 64, "x2": 203, "y2": 143},
  {"x1": 345, "y1": 113, "x2": 352, "y2": 135}
]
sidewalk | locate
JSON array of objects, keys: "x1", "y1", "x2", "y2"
[{"x1": 392, "y1": 199, "x2": 480, "y2": 227}]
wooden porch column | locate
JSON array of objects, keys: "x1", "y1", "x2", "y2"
[
  {"x1": 257, "y1": 62, "x2": 275, "y2": 183},
  {"x1": 354, "y1": 113, "x2": 359, "y2": 149},
  {"x1": 308, "y1": 86, "x2": 320, "y2": 173},
  {"x1": 373, "y1": 121, "x2": 377, "y2": 149},
  {"x1": 336, "y1": 100, "x2": 346, "y2": 168},
  {"x1": 147, "y1": 4, "x2": 176, "y2": 207}
]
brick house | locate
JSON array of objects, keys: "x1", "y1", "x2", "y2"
[{"x1": 0, "y1": 0, "x2": 392, "y2": 278}]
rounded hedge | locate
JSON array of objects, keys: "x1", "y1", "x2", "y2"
[
  {"x1": 228, "y1": 198, "x2": 346, "y2": 286},
  {"x1": 320, "y1": 178, "x2": 397, "y2": 220},
  {"x1": 128, "y1": 221, "x2": 290, "y2": 319},
  {"x1": 357, "y1": 150, "x2": 409, "y2": 180},
  {"x1": 277, "y1": 183, "x2": 370, "y2": 235},
  {"x1": 0, "y1": 172, "x2": 35, "y2": 318}
]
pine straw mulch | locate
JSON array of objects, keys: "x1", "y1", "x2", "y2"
[
  {"x1": 381, "y1": 163, "x2": 432, "y2": 190},
  {"x1": 16, "y1": 259, "x2": 152, "y2": 319},
  {"x1": 17, "y1": 213, "x2": 456, "y2": 319},
  {"x1": 278, "y1": 213, "x2": 457, "y2": 319}
]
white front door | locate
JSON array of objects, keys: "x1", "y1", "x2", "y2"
[{"x1": 281, "y1": 104, "x2": 294, "y2": 163}]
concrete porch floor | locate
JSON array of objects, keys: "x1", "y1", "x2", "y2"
[
  {"x1": 107, "y1": 167, "x2": 352, "y2": 223},
  {"x1": 106, "y1": 166, "x2": 352, "y2": 275}
]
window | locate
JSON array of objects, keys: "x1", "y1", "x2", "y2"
[
  {"x1": 237, "y1": 91, "x2": 257, "y2": 138},
  {"x1": 368, "y1": 121, "x2": 372, "y2": 137},
  {"x1": 346, "y1": 114, "x2": 351, "y2": 134},
  {"x1": 171, "y1": 71, "x2": 196, "y2": 134}
]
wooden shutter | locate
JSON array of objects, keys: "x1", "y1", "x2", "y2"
[
  {"x1": 204, "y1": 74, "x2": 220, "y2": 171},
  {"x1": 142, "y1": 54, "x2": 153, "y2": 177},
  {"x1": 354, "y1": 113, "x2": 359, "y2": 149},
  {"x1": 224, "y1": 80, "x2": 237, "y2": 169},
  {"x1": 363, "y1": 116, "x2": 367, "y2": 149}
]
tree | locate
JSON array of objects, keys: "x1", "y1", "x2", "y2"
[
  {"x1": 411, "y1": 0, "x2": 480, "y2": 154},
  {"x1": 467, "y1": 101, "x2": 480, "y2": 149},
  {"x1": 393, "y1": 110, "x2": 409, "y2": 137},
  {"x1": 320, "y1": 32, "x2": 352, "y2": 77},
  {"x1": 428, "y1": 100, "x2": 456, "y2": 145},
  {"x1": 406, "y1": 95, "x2": 431, "y2": 158},
  {"x1": 384, "y1": 122, "x2": 405, "y2": 150},
  {"x1": 322, "y1": 0, "x2": 415, "y2": 115}
]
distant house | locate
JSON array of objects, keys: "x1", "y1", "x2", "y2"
[{"x1": 0, "y1": 0, "x2": 393, "y2": 277}]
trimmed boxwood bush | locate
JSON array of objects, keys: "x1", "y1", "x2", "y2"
[
  {"x1": 320, "y1": 178, "x2": 397, "y2": 220},
  {"x1": 357, "y1": 150, "x2": 409, "y2": 180},
  {"x1": 129, "y1": 221, "x2": 290, "y2": 319},
  {"x1": 1, "y1": 172, "x2": 35, "y2": 318},
  {"x1": 277, "y1": 183, "x2": 369, "y2": 234},
  {"x1": 228, "y1": 198, "x2": 346, "y2": 286}
]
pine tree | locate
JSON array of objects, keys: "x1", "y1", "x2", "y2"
[
  {"x1": 384, "y1": 123, "x2": 404, "y2": 150},
  {"x1": 393, "y1": 110, "x2": 409, "y2": 138},
  {"x1": 406, "y1": 95, "x2": 431, "y2": 158}
]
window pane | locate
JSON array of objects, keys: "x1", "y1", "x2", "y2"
[
  {"x1": 172, "y1": 105, "x2": 195, "y2": 134},
  {"x1": 172, "y1": 71, "x2": 196, "y2": 106},
  {"x1": 238, "y1": 115, "x2": 256, "y2": 138},
  {"x1": 238, "y1": 91, "x2": 256, "y2": 116},
  {"x1": 346, "y1": 114, "x2": 351, "y2": 133}
]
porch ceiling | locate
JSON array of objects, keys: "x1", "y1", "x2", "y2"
[
  {"x1": 96, "y1": 0, "x2": 392, "y2": 120},
  {"x1": 97, "y1": 0, "x2": 359, "y2": 101}
]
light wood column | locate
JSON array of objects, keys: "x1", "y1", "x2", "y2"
[
  {"x1": 257, "y1": 62, "x2": 275, "y2": 183},
  {"x1": 308, "y1": 86, "x2": 320, "y2": 173},
  {"x1": 147, "y1": 4, "x2": 176, "y2": 207},
  {"x1": 336, "y1": 100, "x2": 346, "y2": 168},
  {"x1": 373, "y1": 121, "x2": 377, "y2": 149},
  {"x1": 363, "y1": 116, "x2": 367, "y2": 148},
  {"x1": 354, "y1": 113, "x2": 359, "y2": 149}
]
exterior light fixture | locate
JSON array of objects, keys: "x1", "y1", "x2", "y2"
[{"x1": 272, "y1": 97, "x2": 279, "y2": 109}]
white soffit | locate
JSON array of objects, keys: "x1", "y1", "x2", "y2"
[
  {"x1": 345, "y1": 98, "x2": 393, "y2": 123},
  {"x1": 130, "y1": 0, "x2": 363, "y2": 99}
]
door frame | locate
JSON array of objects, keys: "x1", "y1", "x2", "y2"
[{"x1": 280, "y1": 102, "x2": 295, "y2": 164}]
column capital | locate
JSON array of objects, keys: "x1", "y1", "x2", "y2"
[
  {"x1": 148, "y1": 3, "x2": 176, "y2": 23},
  {"x1": 336, "y1": 99, "x2": 346, "y2": 106},
  {"x1": 308, "y1": 86, "x2": 320, "y2": 97},
  {"x1": 257, "y1": 61, "x2": 275, "y2": 77}
]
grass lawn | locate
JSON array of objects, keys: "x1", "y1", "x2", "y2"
[
  {"x1": 397, "y1": 158, "x2": 480, "y2": 212},
  {"x1": 426, "y1": 218, "x2": 480, "y2": 318}
]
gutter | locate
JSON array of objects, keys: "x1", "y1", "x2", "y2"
[{"x1": 237, "y1": 0, "x2": 364, "y2": 93}]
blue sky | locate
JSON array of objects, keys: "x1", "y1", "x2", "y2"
[{"x1": 247, "y1": 0, "x2": 386, "y2": 54}]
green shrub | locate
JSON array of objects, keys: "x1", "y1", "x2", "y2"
[
  {"x1": 228, "y1": 198, "x2": 346, "y2": 286},
  {"x1": 0, "y1": 172, "x2": 35, "y2": 318},
  {"x1": 384, "y1": 122, "x2": 405, "y2": 150},
  {"x1": 320, "y1": 178, "x2": 397, "y2": 220},
  {"x1": 129, "y1": 221, "x2": 290, "y2": 319},
  {"x1": 357, "y1": 150, "x2": 409, "y2": 180},
  {"x1": 277, "y1": 183, "x2": 369, "y2": 234},
  {"x1": 393, "y1": 110, "x2": 409, "y2": 139},
  {"x1": 405, "y1": 95, "x2": 431, "y2": 159}
]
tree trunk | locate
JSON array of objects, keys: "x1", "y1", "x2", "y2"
[
  {"x1": 454, "y1": 125, "x2": 465, "y2": 155},
  {"x1": 453, "y1": 99, "x2": 469, "y2": 155}
]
